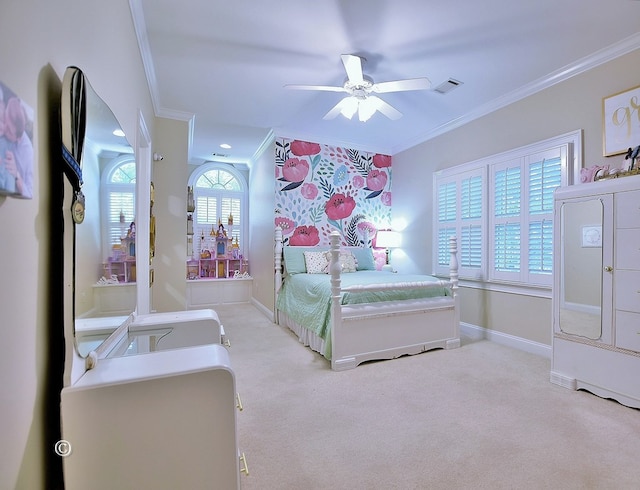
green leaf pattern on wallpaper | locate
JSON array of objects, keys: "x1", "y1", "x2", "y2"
[{"x1": 275, "y1": 138, "x2": 391, "y2": 251}]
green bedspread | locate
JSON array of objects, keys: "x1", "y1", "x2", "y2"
[{"x1": 276, "y1": 271, "x2": 450, "y2": 358}]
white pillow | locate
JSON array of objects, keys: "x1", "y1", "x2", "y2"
[
  {"x1": 304, "y1": 251, "x2": 329, "y2": 274},
  {"x1": 323, "y1": 250, "x2": 357, "y2": 273}
]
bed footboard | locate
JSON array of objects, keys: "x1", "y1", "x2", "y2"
[
  {"x1": 274, "y1": 227, "x2": 460, "y2": 370},
  {"x1": 328, "y1": 231, "x2": 460, "y2": 371}
]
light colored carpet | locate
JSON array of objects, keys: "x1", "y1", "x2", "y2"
[{"x1": 214, "y1": 303, "x2": 640, "y2": 490}]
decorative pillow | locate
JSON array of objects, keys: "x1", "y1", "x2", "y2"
[
  {"x1": 304, "y1": 251, "x2": 329, "y2": 274},
  {"x1": 339, "y1": 251, "x2": 358, "y2": 273},
  {"x1": 283, "y1": 246, "x2": 328, "y2": 274},
  {"x1": 323, "y1": 250, "x2": 357, "y2": 273},
  {"x1": 350, "y1": 248, "x2": 375, "y2": 270},
  {"x1": 283, "y1": 247, "x2": 307, "y2": 274}
]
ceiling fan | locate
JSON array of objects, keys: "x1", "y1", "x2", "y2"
[{"x1": 285, "y1": 54, "x2": 431, "y2": 122}]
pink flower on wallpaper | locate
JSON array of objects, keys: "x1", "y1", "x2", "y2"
[
  {"x1": 366, "y1": 169, "x2": 388, "y2": 191},
  {"x1": 275, "y1": 217, "x2": 296, "y2": 235},
  {"x1": 373, "y1": 154, "x2": 392, "y2": 168},
  {"x1": 300, "y1": 183, "x2": 318, "y2": 200},
  {"x1": 290, "y1": 140, "x2": 321, "y2": 156},
  {"x1": 289, "y1": 225, "x2": 320, "y2": 246},
  {"x1": 352, "y1": 175, "x2": 365, "y2": 188},
  {"x1": 282, "y1": 158, "x2": 309, "y2": 182},
  {"x1": 381, "y1": 191, "x2": 392, "y2": 206},
  {"x1": 325, "y1": 193, "x2": 356, "y2": 220},
  {"x1": 357, "y1": 221, "x2": 377, "y2": 240}
]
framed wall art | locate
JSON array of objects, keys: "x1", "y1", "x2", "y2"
[
  {"x1": 0, "y1": 80, "x2": 34, "y2": 199},
  {"x1": 602, "y1": 84, "x2": 640, "y2": 157}
]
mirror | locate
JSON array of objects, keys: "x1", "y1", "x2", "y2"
[
  {"x1": 558, "y1": 198, "x2": 603, "y2": 339},
  {"x1": 61, "y1": 67, "x2": 137, "y2": 357}
]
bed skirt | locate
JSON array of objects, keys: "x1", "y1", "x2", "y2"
[{"x1": 278, "y1": 310, "x2": 327, "y2": 358}]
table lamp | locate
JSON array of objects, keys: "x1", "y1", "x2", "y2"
[{"x1": 376, "y1": 230, "x2": 401, "y2": 272}]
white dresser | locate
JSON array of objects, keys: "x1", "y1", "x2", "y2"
[
  {"x1": 61, "y1": 310, "x2": 247, "y2": 489},
  {"x1": 551, "y1": 175, "x2": 640, "y2": 408}
]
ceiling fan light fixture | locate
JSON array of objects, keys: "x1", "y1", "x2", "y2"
[
  {"x1": 339, "y1": 96, "x2": 359, "y2": 119},
  {"x1": 312, "y1": 54, "x2": 427, "y2": 122},
  {"x1": 358, "y1": 97, "x2": 379, "y2": 122}
]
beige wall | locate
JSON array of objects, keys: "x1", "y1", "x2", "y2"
[
  {"x1": 0, "y1": 1, "x2": 154, "y2": 488},
  {"x1": 248, "y1": 140, "x2": 277, "y2": 314},
  {"x1": 2, "y1": 3, "x2": 638, "y2": 487},
  {"x1": 151, "y1": 117, "x2": 191, "y2": 313},
  {"x1": 393, "y1": 48, "x2": 640, "y2": 346}
]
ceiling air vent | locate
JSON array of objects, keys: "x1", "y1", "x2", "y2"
[{"x1": 434, "y1": 78, "x2": 463, "y2": 94}]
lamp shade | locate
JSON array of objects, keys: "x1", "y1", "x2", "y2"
[{"x1": 376, "y1": 230, "x2": 401, "y2": 248}]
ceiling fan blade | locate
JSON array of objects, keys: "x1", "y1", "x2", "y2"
[
  {"x1": 368, "y1": 96, "x2": 402, "y2": 120},
  {"x1": 323, "y1": 97, "x2": 358, "y2": 120},
  {"x1": 371, "y1": 77, "x2": 431, "y2": 93},
  {"x1": 341, "y1": 54, "x2": 364, "y2": 85},
  {"x1": 284, "y1": 84, "x2": 346, "y2": 92}
]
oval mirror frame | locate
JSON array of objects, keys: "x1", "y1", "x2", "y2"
[{"x1": 60, "y1": 66, "x2": 150, "y2": 362}]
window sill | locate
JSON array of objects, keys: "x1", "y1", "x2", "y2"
[
  {"x1": 186, "y1": 277, "x2": 253, "y2": 282},
  {"x1": 437, "y1": 277, "x2": 551, "y2": 299}
]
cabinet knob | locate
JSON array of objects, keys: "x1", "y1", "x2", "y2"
[{"x1": 603, "y1": 266, "x2": 613, "y2": 272}]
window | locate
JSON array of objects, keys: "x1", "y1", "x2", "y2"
[
  {"x1": 189, "y1": 163, "x2": 247, "y2": 258},
  {"x1": 102, "y1": 155, "x2": 136, "y2": 258},
  {"x1": 489, "y1": 149, "x2": 562, "y2": 285},
  {"x1": 433, "y1": 131, "x2": 580, "y2": 289},
  {"x1": 436, "y1": 168, "x2": 485, "y2": 279}
]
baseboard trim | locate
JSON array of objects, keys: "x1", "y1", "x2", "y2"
[
  {"x1": 251, "y1": 298, "x2": 274, "y2": 322},
  {"x1": 461, "y1": 322, "x2": 551, "y2": 359}
]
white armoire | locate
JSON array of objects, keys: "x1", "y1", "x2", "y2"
[{"x1": 551, "y1": 174, "x2": 640, "y2": 408}]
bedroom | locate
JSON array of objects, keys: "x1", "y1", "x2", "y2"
[{"x1": 2, "y1": 0, "x2": 640, "y2": 488}]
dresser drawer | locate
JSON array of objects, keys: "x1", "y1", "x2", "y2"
[
  {"x1": 616, "y1": 228, "x2": 640, "y2": 270},
  {"x1": 615, "y1": 270, "x2": 640, "y2": 313},
  {"x1": 616, "y1": 189, "x2": 640, "y2": 228},
  {"x1": 615, "y1": 310, "x2": 640, "y2": 352}
]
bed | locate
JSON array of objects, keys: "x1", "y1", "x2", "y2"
[{"x1": 274, "y1": 228, "x2": 460, "y2": 370}]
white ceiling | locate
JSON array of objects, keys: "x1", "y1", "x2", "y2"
[{"x1": 132, "y1": 0, "x2": 640, "y2": 165}]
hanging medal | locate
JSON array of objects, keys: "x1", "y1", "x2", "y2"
[{"x1": 72, "y1": 189, "x2": 86, "y2": 224}]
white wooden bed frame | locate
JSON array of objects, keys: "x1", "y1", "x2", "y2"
[{"x1": 275, "y1": 228, "x2": 460, "y2": 371}]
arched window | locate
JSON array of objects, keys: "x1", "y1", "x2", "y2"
[
  {"x1": 102, "y1": 155, "x2": 136, "y2": 258},
  {"x1": 189, "y1": 163, "x2": 247, "y2": 259}
]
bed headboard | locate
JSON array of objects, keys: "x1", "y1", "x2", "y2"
[{"x1": 274, "y1": 226, "x2": 374, "y2": 292}]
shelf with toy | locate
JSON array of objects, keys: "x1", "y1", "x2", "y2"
[{"x1": 187, "y1": 218, "x2": 247, "y2": 279}]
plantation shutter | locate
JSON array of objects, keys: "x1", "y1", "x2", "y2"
[
  {"x1": 527, "y1": 155, "x2": 561, "y2": 277},
  {"x1": 433, "y1": 132, "x2": 577, "y2": 288},
  {"x1": 437, "y1": 180, "x2": 457, "y2": 267},
  {"x1": 108, "y1": 191, "x2": 135, "y2": 248},
  {"x1": 460, "y1": 175, "x2": 483, "y2": 270},
  {"x1": 493, "y1": 163, "x2": 521, "y2": 275}
]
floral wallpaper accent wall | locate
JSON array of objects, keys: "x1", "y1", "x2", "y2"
[{"x1": 274, "y1": 138, "x2": 392, "y2": 267}]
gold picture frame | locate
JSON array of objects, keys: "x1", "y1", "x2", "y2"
[{"x1": 602, "y1": 84, "x2": 640, "y2": 157}]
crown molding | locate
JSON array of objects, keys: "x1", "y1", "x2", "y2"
[
  {"x1": 394, "y1": 32, "x2": 640, "y2": 155},
  {"x1": 248, "y1": 129, "x2": 276, "y2": 168},
  {"x1": 129, "y1": 0, "x2": 161, "y2": 116},
  {"x1": 130, "y1": 0, "x2": 196, "y2": 123},
  {"x1": 273, "y1": 128, "x2": 393, "y2": 156}
]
